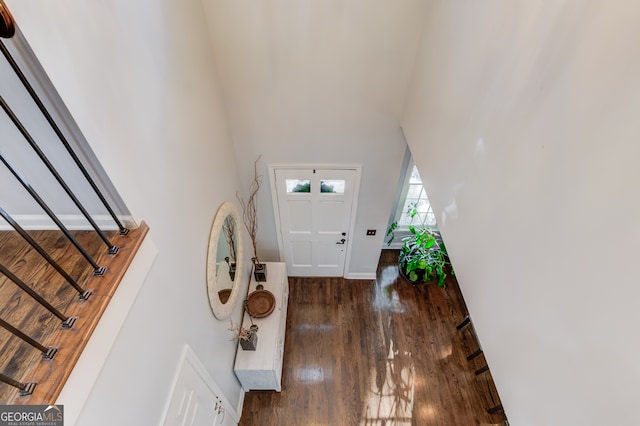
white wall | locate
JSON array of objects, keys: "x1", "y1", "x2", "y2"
[
  {"x1": 202, "y1": 0, "x2": 428, "y2": 277},
  {"x1": 402, "y1": 2, "x2": 640, "y2": 425},
  {"x1": 6, "y1": 0, "x2": 248, "y2": 424}
]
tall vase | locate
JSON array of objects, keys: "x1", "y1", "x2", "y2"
[
  {"x1": 240, "y1": 332, "x2": 258, "y2": 351},
  {"x1": 225, "y1": 257, "x2": 236, "y2": 281},
  {"x1": 240, "y1": 324, "x2": 259, "y2": 351},
  {"x1": 252, "y1": 258, "x2": 267, "y2": 282}
]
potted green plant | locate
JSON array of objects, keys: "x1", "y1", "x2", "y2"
[{"x1": 387, "y1": 205, "x2": 452, "y2": 287}]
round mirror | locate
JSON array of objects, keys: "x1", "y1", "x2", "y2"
[{"x1": 207, "y1": 201, "x2": 245, "y2": 319}]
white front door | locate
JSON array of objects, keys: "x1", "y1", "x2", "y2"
[{"x1": 271, "y1": 166, "x2": 359, "y2": 277}]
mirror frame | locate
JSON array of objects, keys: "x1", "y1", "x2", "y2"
[{"x1": 206, "y1": 201, "x2": 245, "y2": 319}]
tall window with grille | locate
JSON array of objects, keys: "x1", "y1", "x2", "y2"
[
  {"x1": 397, "y1": 164, "x2": 436, "y2": 229},
  {"x1": 386, "y1": 159, "x2": 438, "y2": 248}
]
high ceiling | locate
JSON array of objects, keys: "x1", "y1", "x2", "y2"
[{"x1": 203, "y1": 1, "x2": 430, "y2": 150}]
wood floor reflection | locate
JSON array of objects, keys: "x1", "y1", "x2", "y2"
[{"x1": 239, "y1": 250, "x2": 507, "y2": 425}]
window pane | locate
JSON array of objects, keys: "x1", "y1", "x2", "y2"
[
  {"x1": 320, "y1": 180, "x2": 345, "y2": 193},
  {"x1": 286, "y1": 179, "x2": 311, "y2": 193},
  {"x1": 409, "y1": 165, "x2": 422, "y2": 184},
  {"x1": 414, "y1": 199, "x2": 430, "y2": 213},
  {"x1": 413, "y1": 212, "x2": 427, "y2": 224},
  {"x1": 425, "y1": 209, "x2": 437, "y2": 226},
  {"x1": 398, "y1": 198, "x2": 416, "y2": 225},
  {"x1": 406, "y1": 184, "x2": 423, "y2": 198},
  {"x1": 398, "y1": 215, "x2": 412, "y2": 226}
]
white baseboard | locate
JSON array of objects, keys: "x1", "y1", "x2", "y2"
[
  {"x1": 344, "y1": 272, "x2": 377, "y2": 280},
  {"x1": 236, "y1": 390, "x2": 245, "y2": 421},
  {"x1": 0, "y1": 214, "x2": 137, "y2": 231},
  {"x1": 384, "y1": 242, "x2": 404, "y2": 249}
]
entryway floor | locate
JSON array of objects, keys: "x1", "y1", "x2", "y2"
[{"x1": 239, "y1": 249, "x2": 507, "y2": 425}]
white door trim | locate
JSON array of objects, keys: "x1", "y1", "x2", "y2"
[{"x1": 268, "y1": 163, "x2": 362, "y2": 278}]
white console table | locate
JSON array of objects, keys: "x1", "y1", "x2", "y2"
[{"x1": 234, "y1": 262, "x2": 289, "y2": 392}]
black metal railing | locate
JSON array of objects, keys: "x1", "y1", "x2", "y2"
[{"x1": 0, "y1": 18, "x2": 129, "y2": 398}]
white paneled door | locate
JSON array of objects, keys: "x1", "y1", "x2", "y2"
[
  {"x1": 272, "y1": 166, "x2": 358, "y2": 277},
  {"x1": 162, "y1": 346, "x2": 238, "y2": 426}
]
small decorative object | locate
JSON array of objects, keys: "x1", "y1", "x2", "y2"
[
  {"x1": 229, "y1": 321, "x2": 259, "y2": 351},
  {"x1": 246, "y1": 288, "x2": 276, "y2": 318},
  {"x1": 240, "y1": 326, "x2": 258, "y2": 351},
  {"x1": 252, "y1": 258, "x2": 267, "y2": 282},
  {"x1": 224, "y1": 257, "x2": 236, "y2": 281}
]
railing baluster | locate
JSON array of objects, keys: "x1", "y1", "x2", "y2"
[
  {"x1": 0, "y1": 95, "x2": 119, "y2": 254},
  {"x1": 0, "y1": 262, "x2": 76, "y2": 329},
  {"x1": 0, "y1": 373, "x2": 36, "y2": 396},
  {"x1": 0, "y1": 152, "x2": 106, "y2": 275},
  {"x1": 0, "y1": 317, "x2": 57, "y2": 359},
  {"x1": 0, "y1": 39, "x2": 129, "y2": 236},
  {"x1": 0, "y1": 206, "x2": 91, "y2": 300},
  {"x1": 0, "y1": 14, "x2": 137, "y2": 402}
]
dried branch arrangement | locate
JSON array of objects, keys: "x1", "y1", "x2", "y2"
[
  {"x1": 223, "y1": 215, "x2": 237, "y2": 263},
  {"x1": 237, "y1": 155, "x2": 263, "y2": 266},
  {"x1": 228, "y1": 320, "x2": 258, "y2": 341}
]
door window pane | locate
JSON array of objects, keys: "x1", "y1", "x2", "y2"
[
  {"x1": 286, "y1": 179, "x2": 311, "y2": 193},
  {"x1": 320, "y1": 180, "x2": 345, "y2": 194}
]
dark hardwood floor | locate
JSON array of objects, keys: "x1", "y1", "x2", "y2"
[
  {"x1": 239, "y1": 250, "x2": 507, "y2": 426},
  {"x1": 0, "y1": 230, "x2": 107, "y2": 383}
]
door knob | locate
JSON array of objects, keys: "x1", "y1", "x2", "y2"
[{"x1": 336, "y1": 238, "x2": 346, "y2": 245}]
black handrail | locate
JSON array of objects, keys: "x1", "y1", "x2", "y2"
[{"x1": 0, "y1": 1, "x2": 15, "y2": 39}]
